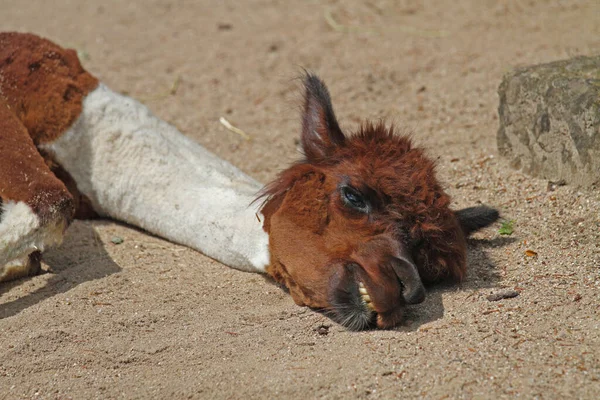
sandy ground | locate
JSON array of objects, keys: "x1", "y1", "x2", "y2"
[{"x1": 1, "y1": 0, "x2": 600, "y2": 398}]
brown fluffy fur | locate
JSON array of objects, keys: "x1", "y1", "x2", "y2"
[{"x1": 0, "y1": 32, "x2": 98, "y2": 145}]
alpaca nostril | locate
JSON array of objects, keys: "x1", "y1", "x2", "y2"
[{"x1": 392, "y1": 256, "x2": 426, "y2": 305}]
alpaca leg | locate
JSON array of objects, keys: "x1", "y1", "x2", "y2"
[{"x1": 0, "y1": 102, "x2": 74, "y2": 282}]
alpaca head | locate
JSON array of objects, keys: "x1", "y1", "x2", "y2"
[{"x1": 259, "y1": 74, "x2": 470, "y2": 330}]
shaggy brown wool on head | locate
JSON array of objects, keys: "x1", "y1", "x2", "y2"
[{"x1": 256, "y1": 74, "x2": 486, "y2": 329}]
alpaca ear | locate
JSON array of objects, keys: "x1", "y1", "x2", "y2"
[{"x1": 301, "y1": 74, "x2": 345, "y2": 159}]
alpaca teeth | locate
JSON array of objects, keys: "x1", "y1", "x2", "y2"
[{"x1": 358, "y1": 282, "x2": 375, "y2": 311}]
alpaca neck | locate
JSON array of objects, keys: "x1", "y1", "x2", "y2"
[{"x1": 41, "y1": 84, "x2": 270, "y2": 273}]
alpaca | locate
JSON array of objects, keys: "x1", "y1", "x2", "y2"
[{"x1": 0, "y1": 32, "x2": 498, "y2": 329}]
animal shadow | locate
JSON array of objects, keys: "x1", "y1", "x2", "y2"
[
  {"x1": 397, "y1": 236, "x2": 510, "y2": 331},
  {"x1": 0, "y1": 220, "x2": 121, "y2": 319}
]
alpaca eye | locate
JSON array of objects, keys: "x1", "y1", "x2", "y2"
[{"x1": 341, "y1": 186, "x2": 368, "y2": 212}]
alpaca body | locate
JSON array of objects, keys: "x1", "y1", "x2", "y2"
[
  {"x1": 0, "y1": 32, "x2": 268, "y2": 281},
  {"x1": 0, "y1": 32, "x2": 498, "y2": 329}
]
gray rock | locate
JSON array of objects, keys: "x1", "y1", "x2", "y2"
[{"x1": 497, "y1": 56, "x2": 600, "y2": 187}]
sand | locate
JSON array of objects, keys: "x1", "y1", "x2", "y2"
[{"x1": 1, "y1": 0, "x2": 599, "y2": 398}]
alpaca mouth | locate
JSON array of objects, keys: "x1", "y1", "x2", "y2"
[{"x1": 328, "y1": 267, "x2": 381, "y2": 330}]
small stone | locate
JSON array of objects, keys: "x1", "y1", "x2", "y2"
[
  {"x1": 217, "y1": 23, "x2": 232, "y2": 31},
  {"x1": 486, "y1": 289, "x2": 520, "y2": 302},
  {"x1": 314, "y1": 324, "x2": 330, "y2": 335},
  {"x1": 111, "y1": 237, "x2": 124, "y2": 245}
]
